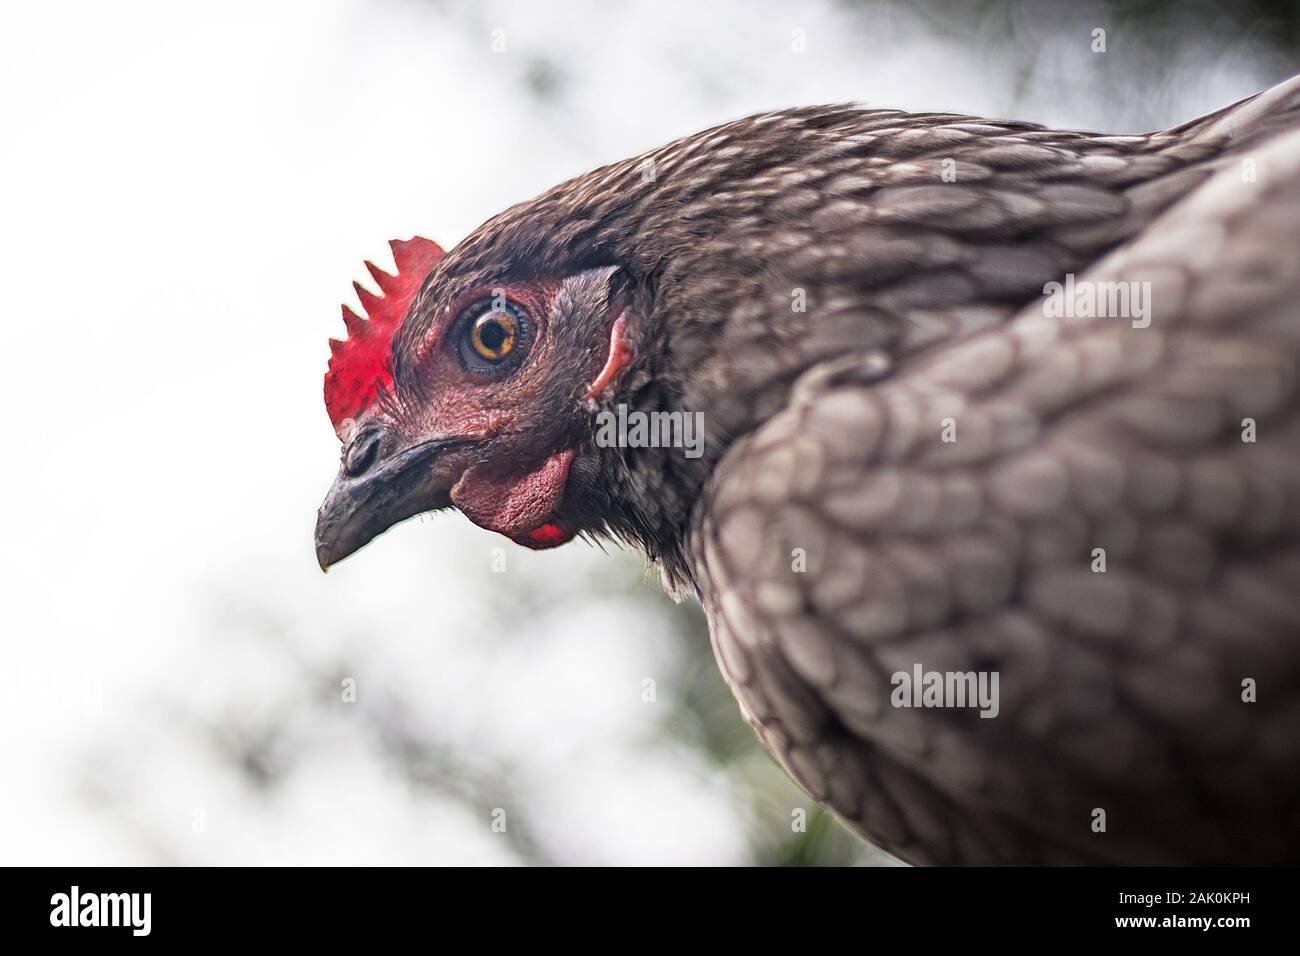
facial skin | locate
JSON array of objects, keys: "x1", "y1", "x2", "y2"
[{"x1": 315, "y1": 265, "x2": 625, "y2": 569}]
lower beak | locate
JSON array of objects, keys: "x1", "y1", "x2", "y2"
[{"x1": 314, "y1": 438, "x2": 468, "y2": 571}]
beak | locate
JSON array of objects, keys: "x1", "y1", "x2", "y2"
[{"x1": 314, "y1": 437, "x2": 469, "y2": 571}]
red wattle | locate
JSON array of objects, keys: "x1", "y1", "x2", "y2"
[
  {"x1": 517, "y1": 522, "x2": 575, "y2": 549},
  {"x1": 451, "y1": 449, "x2": 575, "y2": 544}
]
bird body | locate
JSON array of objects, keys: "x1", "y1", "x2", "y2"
[{"x1": 317, "y1": 77, "x2": 1300, "y2": 864}]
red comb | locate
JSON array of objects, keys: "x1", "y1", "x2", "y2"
[{"x1": 324, "y1": 236, "x2": 445, "y2": 438}]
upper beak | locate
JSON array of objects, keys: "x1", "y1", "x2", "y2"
[{"x1": 314, "y1": 438, "x2": 468, "y2": 571}]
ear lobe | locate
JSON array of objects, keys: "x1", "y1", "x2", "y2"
[
  {"x1": 583, "y1": 310, "x2": 634, "y2": 402},
  {"x1": 451, "y1": 449, "x2": 575, "y2": 545}
]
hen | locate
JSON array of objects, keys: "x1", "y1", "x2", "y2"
[{"x1": 316, "y1": 77, "x2": 1300, "y2": 864}]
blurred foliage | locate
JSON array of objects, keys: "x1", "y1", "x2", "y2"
[
  {"x1": 76, "y1": 551, "x2": 884, "y2": 865},
  {"x1": 888, "y1": 0, "x2": 1300, "y2": 53},
  {"x1": 858, "y1": 0, "x2": 1300, "y2": 127}
]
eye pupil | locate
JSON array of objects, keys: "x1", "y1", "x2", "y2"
[
  {"x1": 479, "y1": 319, "x2": 506, "y2": 351},
  {"x1": 469, "y1": 307, "x2": 519, "y2": 362}
]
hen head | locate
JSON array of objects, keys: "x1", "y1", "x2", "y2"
[{"x1": 313, "y1": 226, "x2": 650, "y2": 567}]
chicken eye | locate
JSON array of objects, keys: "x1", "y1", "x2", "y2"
[{"x1": 457, "y1": 299, "x2": 531, "y2": 372}]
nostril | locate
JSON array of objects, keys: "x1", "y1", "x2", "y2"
[{"x1": 344, "y1": 431, "x2": 381, "y2": 477}]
